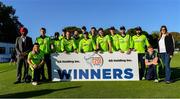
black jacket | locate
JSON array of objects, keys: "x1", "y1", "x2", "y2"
[
  {"x1": 158, "y1": 33, "x2": 174, "y2": 55},
  {"x1": 15, "y1": 36, "x2": 33, "y2": 57}
]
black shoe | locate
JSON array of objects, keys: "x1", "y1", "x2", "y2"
[{"x1": 14, "y1": 81, "x2": 21, "y2": 84}]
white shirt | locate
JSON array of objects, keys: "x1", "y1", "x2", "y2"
[
  {"x1": 21, "y1": 36, "x2": 26, "y2": 42},
  {"x1": 159, "y1": 34, "x2": 166, "y2": 53}
]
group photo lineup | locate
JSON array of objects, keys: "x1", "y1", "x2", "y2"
[{"x1": 0, "y1": 0, "x2": 180, "y2": 98}]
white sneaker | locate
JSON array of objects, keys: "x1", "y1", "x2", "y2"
[
  {"x1": 154, "y1": 79, "x2": 159, "y2": 83},
  {"x1": 142, "y1": 77, "x2": 145, "y2": 80},
  {"x1": 32, "y1": 82, "x2": 38, "y2": 85}
]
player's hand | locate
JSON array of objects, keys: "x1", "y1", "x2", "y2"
[
  {"x1": 109, "y1": 50, "x2": 113, "y2": 53},
  {"x1": 33, "y1": 64, "x2": 38, "y2": 69},
  {"x1": 132, "y1": 49, "x2": 136, "y2": 52},
  {"x1": 74, "y1": 50, "x2": 78, "y2": 53},
  {"x1": 126, "y1": 50, "x2": 131, "y2": 54},
  {"x1": 120, "y1": 50, "x2": 124, "y2": 53}
]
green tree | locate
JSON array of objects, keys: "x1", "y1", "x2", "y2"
[
  {"x1": 63, "y1": 26, "x2": 82, "y2": 35},
  {"x1": 0, "y1": 1, "x2": 23, "y2": 43}
]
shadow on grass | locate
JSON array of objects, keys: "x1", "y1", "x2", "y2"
[
  {"x1": 0, "y1": 86, "x2": 81, "y2": 98},
  {"x1": 171, "y1": 67, "x2": 180, "y2": 82},
  {"x1": 158, "y1": 67, "x2": 180, "y2": 82}
]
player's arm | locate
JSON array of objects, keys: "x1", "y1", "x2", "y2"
[
  {"x1": 107, "y1": 36, "x2": 112, "y2": 53},
  {"x1": 96, "y1": 38, "x2": 100, "y2": 52},
  {"x1": 61, "y1": 39, "x2": 65, "y2": 52}
]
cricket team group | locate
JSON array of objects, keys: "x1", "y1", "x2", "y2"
[{"x1": 14, "y1": 25, "x2": 175, "y2": 85}]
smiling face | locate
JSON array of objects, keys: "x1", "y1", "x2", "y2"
[
  {"x1": 91, "y1": 28, "x2": 96, "y2": 35},
  {"x1": 147, "y1": 47, "x2": 154, "y2": 53},
  {"x1": 33, "y1": 44, "x2": 40, "y2": 52},
  {"x1": 136, "y1": 30, "x2": 141, "y2": 35},
  {"x1": 110, "y1": 29, "x2": 115, "y2": 35},
  {"x1": 161, "y1": 27, "x2": 167, "y2": 34},
  {"x1": 120, "y1": 29, "x2": 126, "y2": 35},
  {"x1": 74, "y1": 31, "x2": 79, "y2": 36},
  {"x1": 66, "y1": 31, "x2": 71, "y2": 39},
  {"x1": 98, "y1": 30, "x2": 104, "y2": 36}
]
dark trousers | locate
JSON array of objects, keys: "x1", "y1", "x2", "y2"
[
  {"x1": 40, "y1": 54, "x2": 52, "y2": 81},
  {"x1": 138, "y1": 53, "x2": 145, "y2": 80},
  {"x1": 16, "y1": 56, "x2": 29, "y2": 81},
  {"x1": 146, "y1": 65, "x2": 158, "y2": 80},
  {"x1": 32, "y1": 68, "x2": 40, "y2": 82},
  {"x1": 160, "y1": 53, "x2": 171, "y2": 81}
]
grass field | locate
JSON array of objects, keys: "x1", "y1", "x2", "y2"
[{"x1": 0, "y1": 53, "x2": 180, "y2": 98}]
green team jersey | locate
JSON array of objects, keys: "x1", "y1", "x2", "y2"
[
  {"x1": 73, "y1": 36, "x2": 82, "y2": 51},
  {"x1": 61, "y1": 38, "x2": 77, "y2": 52},
  {"x1": 132, "y1": 34, "x2": 150, "y2": 53},
  {"x1": 36, "y1": 36, "x2": 51, "y2": 54},
  {"x1": 96, "y1": 35, "x2": 111, "y2": 52},
  {"x1": 144, "y1": 50, "x2": 158, "y2": 62},
  {"x1": 118, "y1": 34, "x2": 133, "y2": 52},
  {"x1": 110, "y1": 34, "x2": 119, "y2": 51},
  {"x1": 79, "y1": 38, "x2": 96, "y2": 52},
  {"x1": 52, "y1": 39, "x2": 61, "y2": 52},
  {"x1": 59, "y1": 35, "x2": 65, "y2": 41},
  {"x1": 88, "y1": 33, "x2": 98, "y2": 44},
  {"x1": 28, "y1": 51, "x2": 44, "y2": 69}
]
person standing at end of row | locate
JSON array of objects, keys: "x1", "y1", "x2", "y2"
[
  {"x1": 14, "y1": 27, "x2": 33, "y2": 84},
  {"x1": 158, "y1": 25, "x2": 175, "y2": 84}
]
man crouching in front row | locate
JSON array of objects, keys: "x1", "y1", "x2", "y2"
[{"x1": 28, "y1": 43, "x2": 44, "y2": 85}]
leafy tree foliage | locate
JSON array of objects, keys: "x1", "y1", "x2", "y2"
[{"x1": 0, "y1": 1, "x2": 23, "y2": 43}]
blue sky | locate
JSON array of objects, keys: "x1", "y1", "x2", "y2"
[{"x1": 2, "y1": 0, "x2": 180, "y2": 41}]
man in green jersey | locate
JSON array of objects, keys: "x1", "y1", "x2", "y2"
[
  {"x1": 59, "y1": 29, "x2": 66, "y2": 41},
  {"x1": 51, "y1": 32, "x2": 61, "y2": 53},
  {"x1": 89, "y1": 27, "x2": 97, "y2": 44},
  {"x1": 79, "y1": 32, "x2": 96, "y2": 53},
  {"x1": 73, "y1": 30, "x2": 83, "y2": 51},
  {"x1": 61, "y1": 31, "x2": 77, "y2": 53},
  {"x1": 132, "y1": 26, "x2": 150, "y2": 80},
  {"x1": 109, "y1": 26, "x2": 119, "y2": 52},
  {"x1": 28, "y1": 43, "x2": 44, "y2": 85},
  {"x1": 36, "y1": 27, "x2": 51, "y2": 81},
  {"x1": 96, "y1": 28, "x2": 112, "y2": 53},
  {"x1": 81, "y1": 26, "x2": 87, "y2": 34},
  {"x1": 118, "y1": 26, "x2": 132, "y2": 54}
]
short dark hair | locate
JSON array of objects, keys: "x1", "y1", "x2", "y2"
[
  {"x1": 91, "y1": 27, "x2": 96, "y2": 30},
  {"x1": 135, "y1": 26, "x2": 142, "y2": 31},
  {"x1": 40, "y1": 27, "x2": 46, "y2": 31},
  {"x1": 34, "y1": 43, "x2": 39, "y2": 46},
  {"x1": 82, "y1": 26, "x2": 87, "y2": 31},
  {"x1": 120, "y1": 26, "x2": 126, "y2": 30},
  {"x1": 110, "y1": 26, "x2": 115, "y2": 30},
  {"x1": 62, "y1": 29, "x2": 66, "y2": 32},
  {"x1": 54, "y1": 32, "x2": 59, "y2": 36},
  {"x1": 98, "y1": 28, "x2": 104, "y2": 32}
]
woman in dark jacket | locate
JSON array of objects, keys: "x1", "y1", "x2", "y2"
[{"x1": 158, "y1": 25, "x2": 175, "y2": 84}]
